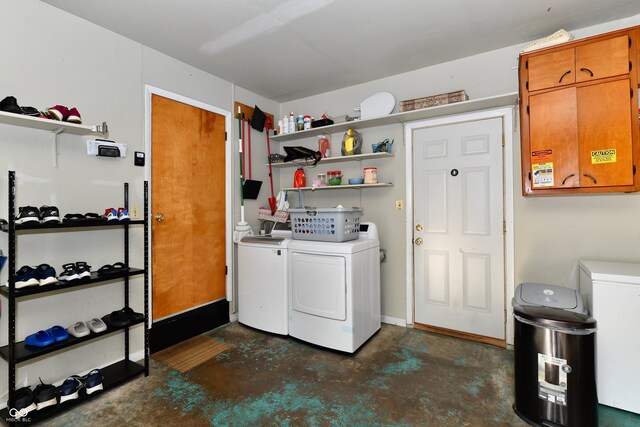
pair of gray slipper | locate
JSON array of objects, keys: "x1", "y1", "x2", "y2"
[{"x1": 67, "y1": 318, "x2": 107, "y2": 338}]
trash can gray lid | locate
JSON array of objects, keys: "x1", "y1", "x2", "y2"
[
  {"x1": 514, "y1": 283, "x2": 585, "y2": 313},
  {"x1": 514, "y1": 305, "x2": 596, "y2": 331}
]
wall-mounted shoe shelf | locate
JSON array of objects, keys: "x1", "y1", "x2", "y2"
[
  {"x1": 0, "y1": 110, "x2": 108, "y2": 168},
  {"x1": 1, "y1": 171, "x2": 149, "y2": 426},
  {"x1": 0, "y1": 110, "x2": 107, "y2": 136}
]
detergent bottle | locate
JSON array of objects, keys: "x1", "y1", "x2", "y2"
[{"x1": 293, "y1": 167, "x2": 306, "y2": 188}]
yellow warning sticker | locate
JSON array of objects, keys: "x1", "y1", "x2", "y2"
[
  {"x1": 591, "y1": 149, "x2": 616, "y2": 164},
  {"x1": 532, "y1": 162, "x2": 554, "y2": 187}
]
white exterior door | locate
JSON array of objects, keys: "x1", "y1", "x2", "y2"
[{"x1": 413, "y1": 117, "x2": 505, "y2": 340}]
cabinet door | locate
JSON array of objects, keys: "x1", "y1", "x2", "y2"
[
  {"x1": 528, "y1": 48, "x2": 575, "y2": 91},
  {"x1": 576, "y1": 35, "x2": 629, "y2": 82},
  {"x1": 578, "y1": 79, "x2": 633, "y2": 187},
  {"x1": 529, "y1": 87, "x2": 579, "y2": 188}
]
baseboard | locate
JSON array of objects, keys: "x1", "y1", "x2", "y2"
[
  {"x1": 381, "y1": 315, "x2": 407, "y2": 327},
  {"x1": 150, "y1": 300, "x2": 229, "y2": 353}
]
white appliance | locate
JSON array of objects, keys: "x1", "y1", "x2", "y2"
[
  {"x1": 579, "y1": 259, "x2": 640, "y2": 415},
  {"x1": 238, "y1": 234, "x2": 291, "y2": 335},
  {"x1": 288, "y1": 222, "x2": 380, "y2": 353}
]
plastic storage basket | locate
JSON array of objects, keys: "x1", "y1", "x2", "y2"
[{"x1": 289, "y1": 207, "x2": 362, "y2": 242}]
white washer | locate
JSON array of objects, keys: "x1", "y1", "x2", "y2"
[
  {"x1": 288, "y1": 222, "x2": 380, "y2": 353},
  {"x1": 238, "y1": 233, "x2": 291, "y2": 335}
]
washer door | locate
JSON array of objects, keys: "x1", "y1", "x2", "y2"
[{"x1": 291, "y1": 252, "x2": 346, "y2": 321}]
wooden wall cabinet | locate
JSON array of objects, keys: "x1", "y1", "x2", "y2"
[{"x1": 520, "y1": 27, "x2": 640, "y2": 195}]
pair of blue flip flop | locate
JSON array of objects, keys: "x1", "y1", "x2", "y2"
[{"x1": 25, "y1": 325, "x2": 69, "y2": 347}]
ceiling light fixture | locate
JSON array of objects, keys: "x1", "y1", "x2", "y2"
[{"x1": 199, "y1": 0, "x2": 336, "y2": 55}]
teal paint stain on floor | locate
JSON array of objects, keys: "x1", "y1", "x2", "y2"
[
  {"x1": 208, "y1": 383, "x2": 326, "y2": 426},
  {"x1": 466, "y1": 376, "x2": 485, "y2": 396},
  {"x1": 153, "y1": 370, "x2": 210, "y2": 413},
  {"x1": 454, "y1": 358, "x2": 468, "y2": 367},
  {"x1": 380, "y1": 349, "x2": 423, "y2": 375}
]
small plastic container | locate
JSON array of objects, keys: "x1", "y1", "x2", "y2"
[
  {"x1": 327, "y1": 170, "x2": 342, "y2": 185},
  {"x1": 317, "y1": 173, "x2": 327, "y2": 186},
  {"x1": 363, "y1": 167, "x2": 377, "y2": 184}
]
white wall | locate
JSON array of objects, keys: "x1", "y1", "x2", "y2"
[
  {"x1": 280, "y1": 14, "x2": 640, "y2": 322},
  {"x1": 0, "y1": 0, "x2": 269, "y2": 401}
]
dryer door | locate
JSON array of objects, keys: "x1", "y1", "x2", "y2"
[{"x1": 291, "y1": 252, "x2": 347, "y2": 320}]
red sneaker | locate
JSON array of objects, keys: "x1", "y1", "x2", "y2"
[
  {"x1": 67, "y1": 107, "x2": 81, "y2": 124},
  {"x1": 44, "y1": 105, "x2": 69, "y2": 121}
]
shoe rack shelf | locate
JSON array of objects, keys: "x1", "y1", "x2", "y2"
[
  {"x1": 0, "y1": 268, "x2": 144, "y2": 298},
  {"x1": 0, "y1": 171, "x2": 149, "y2": 426},
  {"x1": 1, "y1": 360, "x2": 144, "y2": 425},
  {"x1": 0, "y1": 319, "x2": 145, "y2": 364}
]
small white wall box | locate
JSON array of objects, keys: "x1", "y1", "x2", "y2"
[{"x1": 87, "y1": 139, "x2": 127, "y2": 158}]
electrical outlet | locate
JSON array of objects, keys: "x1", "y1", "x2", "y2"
[
  {"x1": 395, "y1": 199, "x2": 404, "y2": 211},
  {"x1": 131, "y1": 205, "x2": 140, "y2": 219}
]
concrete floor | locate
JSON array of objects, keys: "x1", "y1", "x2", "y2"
[{"x1": 48, "y1": 322, "x2": 639, "y2": 426}]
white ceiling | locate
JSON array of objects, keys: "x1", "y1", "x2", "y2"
[{"x1": 43, "y1": 0, "x2": 640, "y2": 102}]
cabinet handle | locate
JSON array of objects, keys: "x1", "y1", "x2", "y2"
[
  {"x1": 562, "y1": 174, "x2": 576, "y2": 185},
  {"x1": 580, "y1": 67, "x2": 594, "y2": 77},
  {"x1": 559, "y1": 70, "x2": 572, "y2": 83},
  {"x1": 583, "y1": 173, "x2": 597, "y2": 184}
]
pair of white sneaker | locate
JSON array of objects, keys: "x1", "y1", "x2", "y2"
[{"x1": 67, "y1": 318, "x2": 107, "y2": 337}]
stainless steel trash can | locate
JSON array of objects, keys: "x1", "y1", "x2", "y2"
[{"x1": 512, "y1": 283, "x2": 597, "y2": 427}]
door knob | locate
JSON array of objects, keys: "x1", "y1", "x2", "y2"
[
  {"x1": 415, "y1": 224, "x2": 423, "y2": 232},
  {"x1": 415, "y1": 237, "x2": 423, "y2": 246},
  {"x1": 155, "y1": 213, "x2": 165, "y2": 222}
]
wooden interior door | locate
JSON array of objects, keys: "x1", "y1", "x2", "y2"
[{"x1": 151, "y1": 94, "x2": 227, "y2": 320}]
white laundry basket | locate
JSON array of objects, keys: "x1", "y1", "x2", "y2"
[{"x1": 288, "y1": 207, "x2": 362, "y2": 242}]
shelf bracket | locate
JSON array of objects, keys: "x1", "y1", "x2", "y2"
[
  {"x1": 52, "y1": 128, "x2": 64, "y2": 168},
  {"x1": 92, "y1": 121, "x2": 109, "y2": 135}
]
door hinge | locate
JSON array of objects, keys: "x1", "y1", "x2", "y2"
[
  {"x1": 225, "y1": 131, "x2": 228, "y2": 141},
  {"x1": 502, "y1": 133, "x2": 505, "y2": 147},
  {"x1": 525, "y1": 60, "x2": 528, "y2": 69},
  {"x1": 526, "y1": 105, "x2": 529, "y2": 115},
  {"x1": 503, "y1": 221, "x2": 506, "y2": 235},
  {"x1": 225, "y1": 265, "x2": 228, "y2": 275}
]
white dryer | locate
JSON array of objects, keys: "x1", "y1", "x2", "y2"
[
  {"x1": 288, "y1": 222, "x2": 380, "y2": 353},
  {"x1": 238, "y1": 234, "x2": 290, "y2": 335}
]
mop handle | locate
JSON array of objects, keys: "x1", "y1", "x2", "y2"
[
  {"x1": 266, "y1": 119, "x2": 275, "y2": 198},
  {"x1": 247, "y1": 120, "x2": 252, "y2": 180}
]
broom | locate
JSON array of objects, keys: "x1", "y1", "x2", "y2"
[{"x1": 233, "y1": 106, "x2": 254, "y2": 243}]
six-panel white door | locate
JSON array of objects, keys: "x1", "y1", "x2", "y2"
[{"x1": 413, "y1": 117, "x2": 505, "y2": 340}]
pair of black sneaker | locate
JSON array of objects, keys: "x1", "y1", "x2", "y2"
[
  {"x1": 15, "y1": 206, "x2": 60, "y2": 225},
  {"x1": 6, "y1": 380, "x2": 57, "y2": 420},
  {"x1": 58, "y1": 262, "x2": 91, "y2": 282}
]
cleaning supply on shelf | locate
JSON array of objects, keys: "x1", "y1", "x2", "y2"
[
  {"x1": 341, "y1": 128, "x2": 362, "y2": 156},
  {"x1": 294, "y1": 167, "x2": 306, "y2": 188},
  {"x1": 289, "y1": 112, "x2": 295, "y2": 134},
  {"x1": 317, "y1": 134, "x2": 331, "y2": 158}
]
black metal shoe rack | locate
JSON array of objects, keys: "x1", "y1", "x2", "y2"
[{"x1": 0, "y1": 171, "x2": 149, "y2": 425}]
